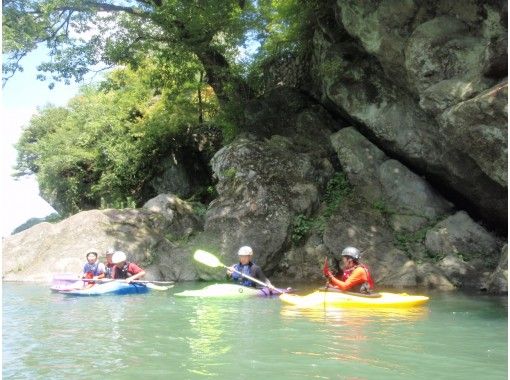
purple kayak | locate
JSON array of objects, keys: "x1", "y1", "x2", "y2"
[{"x1": 50, "y1": 273, "x2": 85, "y2": 292}]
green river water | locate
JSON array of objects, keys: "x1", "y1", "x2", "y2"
[{"x1": 3, "y1": 282, "x2": 507, "y2": 380}]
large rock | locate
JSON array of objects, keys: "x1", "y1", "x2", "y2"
[
  {"x1": 2, "y1": 207, "x2": 202, "y2": 282},
  {"x1": 330, "y1": 127, "x2": 452, "y2": 231},
  {"x1": 143, "y1": 194, "x2": 203, "y2": 239},
  {"x1": 439, "y1": 81, "x2": 508, "y2": 187},
  {"x1": 322, "y1": 196, "x2": 410, "y2": 283},
  {"x1": 437, "y1": 255, "x2": 481, "y2": 289},
  {"x1": 486, "y1": 245, "x2": 508, "y2": 294},
  {"x1": 330, "y1": 127, "x2": 387, "y2": 202},
  {"x1": 273, "y1": 233, "x2": 330, "y2": 282},
  {"x1": 243, "y1": 87, "x2": 339, "y2": 154},
  {"x1": 416, "y1": 262, "x2": 456, "y2": 290},
  {"x1": 425, "y1": 211, "x2": 501, "y2": 260},
  {"x1": 150, "y1": 157, "x2": 193, "y2": 198},
  {"x1": 378, "y1": 159, "x2": 452, "y2": 221},
  {"x1": 312, "y1": 0, "x2": 507, "y2": 227},
  {"x1": 404, "y1": 16, "x2": 486, "y2": 95},
  {"x1": 204, "y1": 132, "x2": 334, "y2": 275}
]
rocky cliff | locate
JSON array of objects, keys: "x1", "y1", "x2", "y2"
[
  {"x1": 310, "y1": 0, "x2": 507, "y2": 229},
  {"x1": 2, "y1": 1, "x2": 507, "y2": 293}
]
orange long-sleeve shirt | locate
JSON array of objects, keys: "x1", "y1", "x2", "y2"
[{"x1": 328, "y1": 266, "x2": 368, "y2": 291}]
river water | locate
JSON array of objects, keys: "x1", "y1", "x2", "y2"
[{"x1": 3, "y1": 282, "x2": 507, "y2": 380}]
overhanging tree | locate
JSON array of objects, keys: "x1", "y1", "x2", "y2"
[{"x1": 3, "y1": 0, "x2": 259, "y2": 104}]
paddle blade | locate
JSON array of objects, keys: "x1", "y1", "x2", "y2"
[
  {"x1": 323, "y1": 257, "x2": 330, "y2": 277},
  {"x1": 194, "y1": 250, "x2": 223, "y2": 268},
  {"x1": 146, "y1": 283, "x2": 174, "y2": 291}
]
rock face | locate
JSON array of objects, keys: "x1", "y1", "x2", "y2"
[
  {"x1": 425, "y1": 211, "x2": 500, "y2": 260},
  {"x1": 2, "y1": 199, "x2": 203, "y2": 282},
  {"x1": 204, "y1": 93, "x2": 337, "y2": 273},
  {"x1": 486, "y1": 245, "x2": 508, "y2": 294},
  {"x1": 143, "y1": 193, "x2": 203, "y2": 239},
  {"x1": 330, "y1": 127, "x2": 453, "y2": 232},
  {"x1": 311, "y1": 0, "x2": 507, "y2": 228}
]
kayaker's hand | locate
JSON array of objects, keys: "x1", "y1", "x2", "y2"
[
  {"x1": 323, "y1": 269, "x2": 333, "y2": 278},
  {"x1": 226, "y1": 267, "x2": 234, "y2": 276}
]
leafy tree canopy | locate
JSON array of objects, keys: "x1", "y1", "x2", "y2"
[
  {"x1": 3, "y1": 0, "x2": 266, "y2": 102},
  {"x1": 15, "y1": 58, "x2": 219, "y2": 215}
]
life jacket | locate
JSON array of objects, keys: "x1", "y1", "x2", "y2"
[
  {"x1": 232, "y1": 262, "x2": 256, "y2": 287},
  {"x1": 83, "y1": 272, "x2": 95, "y2": 289},
  {"x1": 104, "y1": 263, "x2": 115, "y2": 279},
  {"x1": 341, "y1": 263, "x2": 374, "y2": 293},
  {"x1": 114, "y1": 262, "x2": 132, "y2": 279},
  {"x1": 83, "y1": 261, "x2": 102, "y2": 277}
]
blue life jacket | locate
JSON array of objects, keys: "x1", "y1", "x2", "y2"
[
  {"x1": 231, "y1": 262, "x2": 255, "y2": 287},
  {"x1": 83, "y1": 261, "x2": 103, "y2": 276}
]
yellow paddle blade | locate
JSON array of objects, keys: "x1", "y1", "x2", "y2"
[{"x1": 194, "y1": 250, "x2": 224, "y2": 268}]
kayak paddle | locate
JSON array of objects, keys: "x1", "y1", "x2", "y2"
[
  {"x1": 81, "y1": 279, "x2": 174, "y2": 285},
  {"x1": 145, "y1": 283, "x2": 174, "y2": 291},
  {"x1": 193, "y1": 249, "x2": 283, "y2": 294}
]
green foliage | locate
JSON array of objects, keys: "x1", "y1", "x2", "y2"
[
  {"x1": 3, "y1": 0, "x2": 262, "y2": 104},
  {"x1": 190, "y1": 202, "x2": 208, "y2": 219},
  {"x1": 247, "y1": 0, "x2": 318, "y2": 93},
  {"x1": 319, "y1": 57, "x2": 344, "y2": 79},
  {"x1": 291, "y1": 214, "x2": 314, "y2": 245},
  {"x1": 11, "y1": 213, "x2": 62, "y2": 235},
  {"x1": 223, "y1": 168, "x2": 237, "y2": 179},
  {"x1": 15, "y1": 60, "x2": 219, "y2": 215},
  {"x1": 394, "y1": 228, "x2": 429, "y2": 259},
  {"x1": 371, "y1": 199, "x2": 398, "y2": 218},
  {"x1": 291, "y1": 172, "x2": 352, "y2": 245},
  {"x1": 255, "y1": 0, "x2": 317, "y2": 59},
  {"x1": 322, "y1": 172, "x2": 351, "y2": 218}
]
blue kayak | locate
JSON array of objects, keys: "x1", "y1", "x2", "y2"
[{"x1": 60, "y1": 281, "x2": 149, "y2": 296}]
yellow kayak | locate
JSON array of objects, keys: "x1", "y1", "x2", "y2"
[{"x1": 279, "y1": 289, "x2": 429, "y2": 309}]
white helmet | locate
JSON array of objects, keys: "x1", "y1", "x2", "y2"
[
  {"x1": 238, "y1": 246, "x2": 253, "y2": 256},
  {"x1": 105, "y1": 247, "x2": 115, "y2": 255},
  {"x1": 341, "y1": 246, "x2": 361, "y2": 260},
  {"x1": 112, "y1": 251, "x2": 127, "y2": 264}
]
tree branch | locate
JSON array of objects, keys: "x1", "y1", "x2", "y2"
[
  {"x1": 2, "y1": 50, "x2": 29, "y2": 88},
  {"x1": 80, "y1": 1, "x2": 151, "y2": 17}
]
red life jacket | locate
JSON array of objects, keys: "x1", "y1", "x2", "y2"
[
  {"x1": 341, "y1": 263, "x2": 374, "y2": 292},
  {"x1": 83, "y1": 272, "x2": 95, "y2": 289}
]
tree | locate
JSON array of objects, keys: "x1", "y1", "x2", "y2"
[
  {"x1": 3, "y1": 0, "x2": 260, "y2": 104},
  {"x1": 15, "y1": 59, "x2": 219, "y2": 215}
]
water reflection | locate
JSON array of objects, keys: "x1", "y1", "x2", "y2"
[
  {"x1": 185, "y1": 300, "x2": 233, "y2": 376},
  {"x1": 280, "y1": 305, "x2": 430, "y2": 376},
  {"x1": 280, "y1": 305, "x2": 429, "y2": 324}
]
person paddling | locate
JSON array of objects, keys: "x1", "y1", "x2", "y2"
[
  {"x1": 324, "y1": 246, "x2": 374, "y2": 294},
  {"x1": 80, "y1": 249, "x2": 106, "y2": 280},
  {"x1": 226, "y1": 246, "x2": 273, "y2": 288},
  {"x1": 111, "y1": 251, "x2": 146, "y2": 283}
]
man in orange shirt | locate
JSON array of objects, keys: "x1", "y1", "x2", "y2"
[{"x1": 324, "y1": 247, "x2": 374, "y2": 293}]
